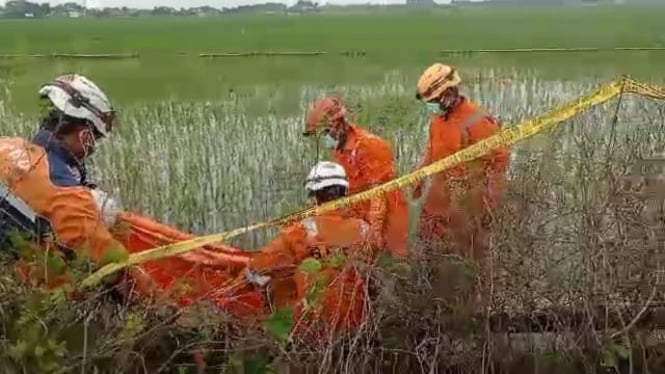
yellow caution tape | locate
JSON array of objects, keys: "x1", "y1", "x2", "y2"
[{"x1": 81, "y1": 75, "x2": 665, "y2": 288}]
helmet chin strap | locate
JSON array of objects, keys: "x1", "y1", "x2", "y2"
[{"x1": 79, "y1": 129, "x2": 96, "y2": 158}]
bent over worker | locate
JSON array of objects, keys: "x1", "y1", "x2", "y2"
[
  {"x1": 302, "y1": 95, "x2": 409, "y2": 258},
  {"x1": 244, "y1": 161, "x2": 376, "y2": 342},
  {"x1": 413, "y1": 63, "x2": 510, "y2": 287},
  {"x1": 0, "y1": 74, "x2": 147, "y2": 291}
]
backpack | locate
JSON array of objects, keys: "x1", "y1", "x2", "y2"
[{"x1": 0, "y1": 180, "x2": 75, "y2": 261}]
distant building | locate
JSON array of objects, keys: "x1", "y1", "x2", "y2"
[
  {"x1": 406, "y1": 0, "x2": 436, "y2": 5},
  {"x1": 288, "y1": 1, "x2": 319, "y2": 13}
]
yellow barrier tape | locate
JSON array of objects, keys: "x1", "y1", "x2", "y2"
[
  {"x1": 81, "y1": 76, "x2": 664, "y2": 288},
  {"x1": 624, "y1": 79, "x2": 665, "y2": 100}
]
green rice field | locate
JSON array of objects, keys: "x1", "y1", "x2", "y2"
[
  {"x1": 1, "y1": 5, "x2": 664, "y2": 371},
  {"x1": 1, "y1": 5, "x2": 664, "y2": 112},
  {"x1": 0, "y1": 4, "x2": 663, "y2": 247}
]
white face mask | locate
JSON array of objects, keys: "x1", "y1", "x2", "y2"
[
  {"x1": 424, "y1": 102, "x2": 444, "y2": 115},
  {"x1": 322, "y1": 133, "x2": 339, "y2": 149}
]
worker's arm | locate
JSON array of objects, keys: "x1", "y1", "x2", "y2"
[
  {"x1": 466, "y1": 117, "x2": 510, "y2": 216},
  {"x1": 244, "y1": 225, "x2": 305, "y2": 287},
  {"x1": 49, "y1": 186, "x2": 129, "y2": 265},
  {"x1": 48, "y1": 186, "x2": 165, "y2": 297},
  {"x1": 248, "y1": 224, "x2": 305, "y2": 273}
]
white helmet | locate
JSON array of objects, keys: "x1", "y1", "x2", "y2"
[
  {"x1": 38, "y1": 74, "x2": 115, "y2": 137},
  {"x1": 305, "y1": 161, "x2": 349, "y2": 192}
]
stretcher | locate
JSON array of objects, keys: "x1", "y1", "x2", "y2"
[
  {"x1": 1, "y1": 184, "x2": 363, "y2": 335},
  {"x1": 0, "y1": 181, "x2": 267, "y2": 320},
  {"x1": 113, "y1": 211, "x2": 268, "y2": 320}
]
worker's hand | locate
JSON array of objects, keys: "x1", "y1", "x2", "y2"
[
  {"x1": 90, "y1": 189, "x2": 122, "y2": 227},
  {"x1": 243, "y1": 268, "x2": 271, "y2": 287}
]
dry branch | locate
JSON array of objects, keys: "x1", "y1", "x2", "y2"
[{"x1": 487, "y1": 302, "x2": 665, "y2": 333}]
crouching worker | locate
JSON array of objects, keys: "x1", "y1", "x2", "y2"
[
  {"x1": 243, "y1": 161, "x2": 377, "y2": 343},
  {"x1": 303, "y1": 95, "x2": 410, "y2": 259},
  {"x1": 0, "y1": 74, "x2": 156, "y2": 297}
]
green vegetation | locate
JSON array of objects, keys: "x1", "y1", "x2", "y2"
[
  {"x1": 0, "y1": 4, "x2": 663, "y2": 372},
  {"x1": 1, "y1": 5, "x2": 664, "y2": 113}
]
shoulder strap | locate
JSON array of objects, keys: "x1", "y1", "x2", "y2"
[
  {"x1": 0, "y1": 179, "x2": 37, "y2": 223},
  {"x1": 0, "y1": 180, "x2": 76, "y2": 261}
]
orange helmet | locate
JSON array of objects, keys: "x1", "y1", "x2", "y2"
[
  {"x1": 303, "y1": 95, "x2": 347, "y2": 136},
  {"x1": 416, "y1": 63, "x2": 462, "y2": 102}
]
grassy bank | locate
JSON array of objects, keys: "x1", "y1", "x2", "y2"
[{"x1": 1, "y1": 5, "x2": 664, "y2": 112}]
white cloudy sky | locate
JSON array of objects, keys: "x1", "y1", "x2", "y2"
[{"x1": 2, "y1": 0, "x2": 459, "y2": 10}]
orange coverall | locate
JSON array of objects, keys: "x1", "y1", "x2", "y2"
[
  {"x1": 249, "y1": 211, "x2": 375, "y2": 342},
  {"x1": 333, "y1": 124, "x2": 409, "y2": 258},
  {"x1": 414, "y1": 98, "x2": 510, "y2": 264},
  {"x1": 0, "y1": 130, "x2": 130, "y2": 286}
]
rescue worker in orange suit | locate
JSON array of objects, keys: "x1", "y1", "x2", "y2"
[
  {"x1": 0, "y1": 74, "x2": 152, "y2": 293},
  {"x1": 244, "y1": 161, "x2": 376, "y2": 342},
  {"x1": 302, "y1": 95, "x2": 409, "y2": 258},
  {"x1": 412, "y1": 63, "x2": 510, "y2": 295}
]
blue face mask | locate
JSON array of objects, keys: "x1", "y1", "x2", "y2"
[
  {"x1": 322, "y1": 133, "x2": 339, "y2": 149},
  {"x1": 424, "y1": 102, "x2": 444, "y2": 115}
]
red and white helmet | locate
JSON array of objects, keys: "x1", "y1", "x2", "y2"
[
  {"x1": 303, "y1": 95, "x2": 347, "y2": 136},
  {"x1": 38, "y1": 74, "x2": 116, "y2": 137}
]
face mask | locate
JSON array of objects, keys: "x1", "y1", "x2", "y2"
[
  {"x1": 424, "y1": 102, "x2": 444, "y2": 115},
  {"x1": 322, "y1": 133, "x2": 339, "y2": 149}
]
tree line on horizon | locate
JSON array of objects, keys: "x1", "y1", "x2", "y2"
[{"x1": 0, "y1": 0, "x2": 656, "y2": 19}]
